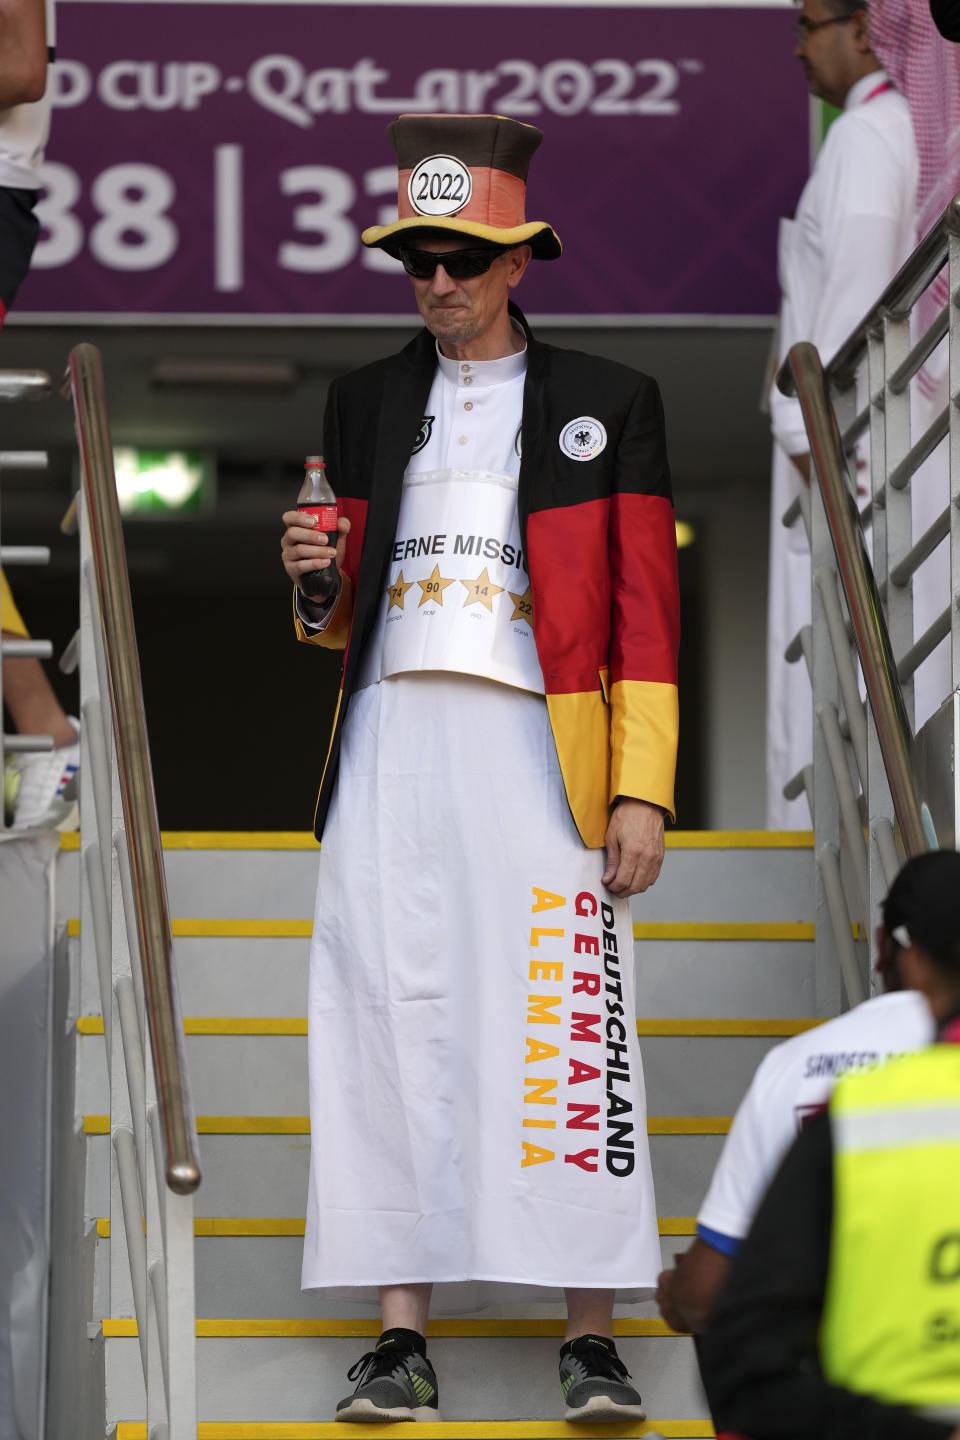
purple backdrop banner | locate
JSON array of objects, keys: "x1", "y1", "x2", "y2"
[{"x1": 16, "y1": 4, "x2": 810, "y2": 320}]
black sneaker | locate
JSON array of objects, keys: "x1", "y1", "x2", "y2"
[
  {"x1": 336, "y1": 1329, "x2": 440, "y2": 1423},
  {"x1": 558, "y1": 1333, "x2": 646, "y2": 1423}
]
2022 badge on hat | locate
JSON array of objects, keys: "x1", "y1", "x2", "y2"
[{"x1": 362, "y1": 113, "x2": 562, "y2": 260}]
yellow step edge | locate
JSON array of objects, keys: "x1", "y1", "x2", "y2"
[
  {"x1": 76, "y1": 1016, "x2": 822, "y2": 1039},
  {"x1": 84, "y1": 1115, "x2": 730, "y2": 1137},
  {"x1": 67, "y1": 918, "x2": 314, "y2": 939},
  {"x1": 67, "y1": 918, "x2": 816, "y2": 942},
  {"x1": 114, "y1": 1423, "x2": 713, "y2": 1439},
  {"x1": 62, "y1": 827, "x2": 810, "y2": 855},
  {"x1": 103, "y1": 1317, "x2": 687, "y2": 1340},
  {"x1": 666, "y1": 829, "x2": 810, "y2": 849},
  {"x1": 634, "y1": 922, "x2": 813, "y2": 941},
  {"x1": 77, "y1": 1017, "x2": 309, "y2": 1037},
  {"x1": 60, "y1": 832, "x2": 321, "y2": 853},
  {"x1": 95, "y1": 1216, "x2": 696, "y2": 1240}
]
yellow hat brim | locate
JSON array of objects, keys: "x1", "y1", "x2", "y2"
[{"x1": 361, "y1": 216, "x2": 561, "y2": 261}]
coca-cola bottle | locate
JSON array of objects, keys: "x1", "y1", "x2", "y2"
[{"x1": 297, "y1": 454, "x2": 340, "y2": 600}]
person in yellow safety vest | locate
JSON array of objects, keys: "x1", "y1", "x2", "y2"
[{"x1": 698, "y1": 849, "x2": 960, "y2": 1440}]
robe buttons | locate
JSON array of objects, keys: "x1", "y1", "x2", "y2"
[
  {"x1": 458, "y1": 436, "x2": 468, "y2": 445},
  {"x1": 464, "y1": 401, "x2": 473, "y2": 411}
]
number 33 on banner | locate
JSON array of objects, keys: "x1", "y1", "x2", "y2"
[{"x1": 30, "y1": 148, "x2": 401, "y2": 287}]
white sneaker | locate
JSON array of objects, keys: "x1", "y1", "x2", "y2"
[{"x1": 11, "y1": 718, "x2": 80, "y2": 831}]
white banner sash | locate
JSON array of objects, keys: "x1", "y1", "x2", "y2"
[{"x1": 357, "y1": 469, "x2": 544, "y2": 694}]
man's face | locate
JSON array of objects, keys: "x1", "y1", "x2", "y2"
[
  {"x1": 795, "y1": 0, "x2": 863, "y2": 106},
  {"x1": 406, "y1": 235, "x2": 523, "y2": 349}
]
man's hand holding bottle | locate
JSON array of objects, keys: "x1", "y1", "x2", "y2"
[
  {"x1": 282, "y1": 453, "x2": 351, "y2": 611},
  {"x1": 281, "y1": 510, "x2": 351, "y2": 608}
]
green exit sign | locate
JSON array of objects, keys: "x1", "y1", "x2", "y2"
[{"x1": 113, "y1": 448, "x2": 214, "y2": 517}]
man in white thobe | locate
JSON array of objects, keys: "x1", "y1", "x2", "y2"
[{"x1": 767, "y1": 0, "x2": 917, "y2": 828}]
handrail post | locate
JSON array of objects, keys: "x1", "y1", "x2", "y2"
[
  {"x1": 866, "y1": 314, "x2": 912, "y2": 979},
  {"x1": 787, "y1": 341, "x2": 930, "y2": 859},
  {"x1": 809, "y1": 467, "x2": 849, "y2": 1011}
]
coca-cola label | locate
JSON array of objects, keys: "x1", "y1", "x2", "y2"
[{"x1": 299, "y1": 504, "x2": 338, "y2": 534}]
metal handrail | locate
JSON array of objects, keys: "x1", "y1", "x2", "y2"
[
  {"x1": 784, "y1": 341, "x2": 928, "y2": 858},
  {"x1": 68, "y1": 343, "x2": 200, "y2": 1194}
]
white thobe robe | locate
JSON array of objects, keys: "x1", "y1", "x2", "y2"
[{"x1": 766, "y1": 71, "x2": 917, "y2": 828}]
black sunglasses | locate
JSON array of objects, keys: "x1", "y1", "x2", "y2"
[{"x1": 398, "y1": 245, "x2": 509, "y2": 281}]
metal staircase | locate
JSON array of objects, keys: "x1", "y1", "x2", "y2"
[{"x1": 54, "y1": 826, "x2": 817, "y2": 1438}]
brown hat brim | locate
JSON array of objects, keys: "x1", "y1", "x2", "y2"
[{"x1": 361, "y1": 216, "x2": 561, "y2": 261}]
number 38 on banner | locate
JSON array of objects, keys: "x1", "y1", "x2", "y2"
[{"x1": 32, "y1": 146, "x2": 402, "y2": 285}]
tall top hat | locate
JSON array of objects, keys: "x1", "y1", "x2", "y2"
[{"x1": 361, "y1": 113, "x2": 561, "y2": 261}]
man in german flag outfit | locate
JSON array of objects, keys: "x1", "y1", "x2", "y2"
[{"x1": 280, "y1": 113, "x2": 680, "y2": 1425}]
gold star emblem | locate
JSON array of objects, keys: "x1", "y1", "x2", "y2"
[
  {"x1": 460, "y1": 567, "x2": 504, "y2": 612},
  {"x1": 417, "y1": 564, "x2": 456, "y2": 608},
  {"x1": 508, "y1": 586, "x2": 533, "y2": 625},
  {"x1": 387, "y1": 570, "x2": 414, "y2": 611}
]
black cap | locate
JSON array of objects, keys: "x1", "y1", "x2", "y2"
[{"x1": 883, "y1": 851, "x2": 960, "y2": 972}]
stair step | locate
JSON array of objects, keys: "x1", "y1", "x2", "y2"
[
  {"x1": 83, "y1": 1115, "x2": 733, "y2": 1137},
  {"x1": 103, "y1": 1319, "x2": 684, "y2": 1339},
  {"x1": 76, "y1": 1016, "x2": 821, "y2": 1038},
  {"x1": 114, "y1": 1423, "x2": 714, "y2": 1438}
]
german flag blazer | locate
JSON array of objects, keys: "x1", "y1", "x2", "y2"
[{"x1": 295, "y1": 303, "x2": 680, "y2": 849}]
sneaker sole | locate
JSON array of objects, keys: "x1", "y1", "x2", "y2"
[
  {"x1": 565, "y1": 1395, "x2": 647, "y2": 1423},
  {"x1": 335, "y1": 1399, "x2": 438, "y2": 1424}
]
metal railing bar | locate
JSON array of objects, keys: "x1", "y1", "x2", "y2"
[
  {"x1": 887, "y1": 305, "x2": 950, "y2": 396},
  {"x1": 148, "y1": 1105, "x2": 168, "y2": 1251},
  {"x1": 69, "y1": 344, "x2": 200, "y2": 1196},
  {"x1": 820, "y1": 844, "x2": 868, "y2": 1006},
  {"x1": 817, "y1": 702, "x2": 869, "y2": 917},
  {"x1": 0, "y1": 450, "x2": 47, "y2": 469},
  {"x1": 116, "y1": 837, "x2": 149, "y2": 1038},
  {"x1": 873, "y1": 817, "x2": 901, "y2": 890},
  {"x1": 896, "y1": 605, "x2": 951, "y2": 683},
  {"x1": 799, "y1": 624, "x2": 813, "y2": 680},
  {"x1": 116, "y1": 976, "x2": 149, "y2": 1195},
  {"x1": 816, "y1": 569, "x2": 868, "y2": 786},
  {"x1": 783, "y1": 763, "x2": 812, "y2": 805},
  {"x1": 2, "y1": 732, "x2": 53, "y2": 754},
  {"x1": 1, "y1": 638, "x2": 52, "y2": 660},
  {"x1": 59, "y1": 629, "x2": 79, "y2": 675},
  {"x1": 0, "y1": 372, "x2": 51, "y2": 402},
  {"x1": 888, "y1": 407, "x2": 949, "y2": 491},
  {"x1": 784, "y1": 626, "x2": 806, "y2": 664},
  {"x1": 113, "y1": 1127, "x2": 150, "y2": 1382},
  {"x1": 0, "y1": 545, "x2": 49, "y2": 565},
  {"x1": 149, "y1": 1255, "x2": 171, "y2": 1409},
  {"x1": 782, "y1": 494, "x2": 803, "y2": 530},
  {"x1": 842, "y1": 405, "x2": 871, "y2": 453},
  {"x1": 786, "y1": 341, "x2": 928, "y2": 857},
  {"x1": 60, "y1": 494, "x2": 78, "y2": 535},
  {"x1": 889, "y1": 504, "x2": 950, "y2": 587},
  {"x1": 82, "y1": 844, "x2": 113, "y2": 1050},
  {"x1": 81, "y1": 696, "x2": 113, "y2": 887}
]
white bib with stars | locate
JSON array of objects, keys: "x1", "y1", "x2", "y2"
[{"x1": 356, "y1": 467, "x2": 544, "y2": 695}]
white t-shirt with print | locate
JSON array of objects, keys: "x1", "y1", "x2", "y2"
[{"x1": 697, "y1": 991, "x2": 934, "y2": 1251}]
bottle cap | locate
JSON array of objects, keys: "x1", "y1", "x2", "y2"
[{"x1": 304, "y1": 454, "x2": 324, "y2": 468}]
